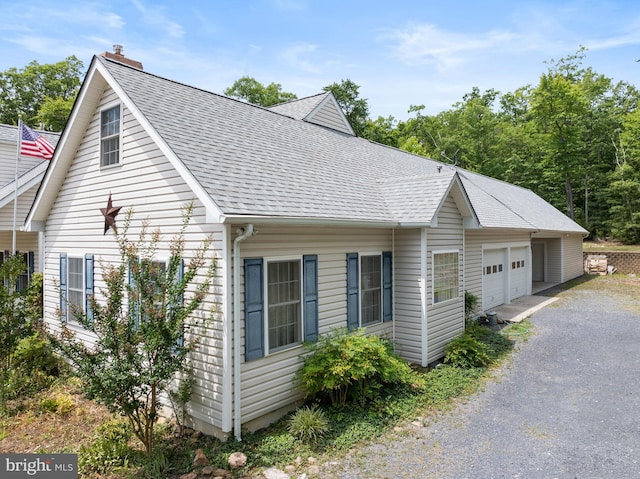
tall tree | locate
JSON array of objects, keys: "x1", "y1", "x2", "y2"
[
  {"x1": 50, "y1": 204, "x2": 217, "y2": 456},
  {"x1": 323, "y1": 79, "x2": 369, "y2": 136},
  {"x1": 0, "y1": 56, "x2": 83, "y2": 130},
  {"x1": 224, "y1": 76, "x2": 297, "y2": 107}
]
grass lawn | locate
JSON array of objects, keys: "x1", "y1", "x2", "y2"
[{"x1": 583, "y1": 240, "x2": 640, "y2": 252}]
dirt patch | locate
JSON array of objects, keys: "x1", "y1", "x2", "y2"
[{"x1": 0, "y1": 380, "x2": 112, "y2": 454}]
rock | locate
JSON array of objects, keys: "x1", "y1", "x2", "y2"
[
  {"x1": 201, "y1": 465, "x2": 215, "y2": 476},
  {"x1": 180, "y1": 473, "x2": 197, "y2": 479},
  {"x1": 194, "y1": 448, "x2": 209, "y2": 467},
  {"x1": 284, "y1": 464, "x2": 297, "y2": 474},
  {"x1": 228, "y1": 451, "x2": 247, "y2": 469},
  {"x1": 308, "y1": 465, "x2": 320, "y2": 476},
  {"x1": 298, "y1": 474, "x2": 308, "y2": 479},
  {"x1": 294, "y1": 456, "x2": 303, "y2": 466},
  {"x1": 262, "y1": 467, "x2": 290, "y2": 479},
  {"x1": 213, "y1": 468, "x2": 230, "y2": 478},
  {"x1": 307, "y1": 457, "x2": 317, "y2": 465}
]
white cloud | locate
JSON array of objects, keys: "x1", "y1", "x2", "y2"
[
  {"x1": 384, "y1": 23, "x2": 522, "y2": 72},
  {"x1": 131, "y1": 0, "x2": 184, "y2": 38},
  {"x1": 280, "y1": 43, "x2": 321, "y2": 73}
]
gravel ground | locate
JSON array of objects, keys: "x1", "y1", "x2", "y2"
[{"x1": 325, "y1": 285, "x2": 640, "y2": 478}]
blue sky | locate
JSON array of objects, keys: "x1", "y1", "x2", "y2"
[{"x1": 1, "y1": 0, "x2": 639, "y2": 120}]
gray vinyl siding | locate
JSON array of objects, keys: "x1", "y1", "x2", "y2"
[
  {"x1": 307, "y1": 101, "x2": 352, "y2": 134},
  {"x1": 0, "y1": 138, "x2": 44, "y2": 188},
  {"x1": 0, "y1": 182, "x2": 41, "y2": 267},
  {"x1": 562, "y1": 234, "x2": 584, "y2": 282},
  {"x1": 465, "y1": 229, "x2": 531, "y2": 310},
  {"x1": 425, "y1": 196, "x2": 464, "y2": 364},
  {"x1": 238, "y1": 226, "x2": 393, "y2": 423},
  {"x1": 546, "y1": 238, "x2": 562, "y2": 283},
  {"x1": 42, "y1": 86, "x2": 226, "y2": 430},
  {"x1": 393, "y1": 228, "x2": 424, "y2": 364},
  {"x1": 0, "y1": 184, "x2": 39, "y2": 229}
]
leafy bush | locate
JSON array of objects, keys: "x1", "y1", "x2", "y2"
[
  {"x1": 39, "y1": 392, "x2": 75, "y2": 415},
  {"x1": 444, "y1": 334, "x2": 492, "y2": 368},
  {"x1": 444, "y1": 321, "x2": 512, "y2": 368},
  {"x1": 297, "y1": 328, "x2": 424, "y2": 407},
  {"x1": 79, "y1": 419, "x2": 133, "y2": 474},
  {"x1": 287, "y1": 404, "x2": 329, "y2": 443},
  {"x1": 464, "y1": 290, "x2": 479, "y2": 320}
]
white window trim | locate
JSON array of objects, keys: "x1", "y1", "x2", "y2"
[
  {"x1": 432, "y1": 249, "x2": 460, "y2": 306},
  {"x1": 99, "y1": 102, "x2": 122, "y2": 169},
  {"x1": 263, "y1": 256, "x2": 304, "y2": 355},
  {"x1": 67, "y1": 255, "x2": 85, "y2": 323},
  {"x1": 359, "y1": 251, "x2": 383, "y2": 326}
]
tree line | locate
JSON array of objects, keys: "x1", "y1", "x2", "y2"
[{"x1": 2, "y1": 48, "x2": 639, "y2": 242}]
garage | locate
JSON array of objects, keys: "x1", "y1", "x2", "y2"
[
  {"x1": 510, "y1": 246, "x2": 528, "y2": 301},
  {"x1": 483, "y1": 249, "x2": 506, "y2": 309}
]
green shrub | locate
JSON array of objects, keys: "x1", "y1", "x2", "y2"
[
  {"x1": 444, "y1": 322, "x2": 512, "y2": 368},
  {"x1": 39, "y1": 392, "x2": 74, "y2": 415},
  {"x1": 297, "y1": 328, "x2": 423, "y2": 407},
  {"x1": 79, "y1": 419, "x2": 133, "y2": 475},
  {"x1": 444, "y1": 333, "x2": 492, "y2": 368},
  {"x1": 287, "y1": 404, "x2": 329, "y2": 443},
  {"x1": 464, "y1": 290, "x2": 479, "y2": 320},
  {"x1": 14, "y1": 332, "x2": 63, "y2": 377}
]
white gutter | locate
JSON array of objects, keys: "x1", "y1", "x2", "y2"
[
  {"x1": 233, "y1": 224, "x2": 254, "y2": 441},
  {"x1": 223, "y1": 215, "x2": 431, "y2": 229}
]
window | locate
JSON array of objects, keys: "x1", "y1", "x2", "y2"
[
  {"x1": 142, "y1": 260, "x2": 167, "y2": 323},
  {"x1": 101, "y1": 105, "x2": 120, "y2": 166},
  {"x1": 346, "y1": 252, "x2": 392, "y2": 330},
  {"x1": 433, "y1": 252, "x2": 459, "y2": 304},
  {"x1": 16, "y1": 252, "x2": 34, "y2": 292},
  {"x1": 267, "y1": 260, "x2": 301, "y2": 352},
  {"x1": 244, "y1": 255, "x2": 318, "y2": 361},
  {"x1": 60, "y1": 253, "x2": 94, "y2": 323},
  {"x1": 361, "y1": 255, "x2": 382, "y2": 325},
  {"x1": 0, "y1": 251, "x2": 34, "y2": 292}
]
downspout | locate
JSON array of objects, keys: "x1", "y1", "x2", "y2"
[{"x1": 233, "y1": 224, "x2": 254, "y2": 441}]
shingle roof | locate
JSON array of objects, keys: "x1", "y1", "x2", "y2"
[
  {"x1": 267, "y1": 93, "x2": 330, "y2": 120},
  {"x1": 0, "y1": 123, "x2": 60, "y2": 146},
  {"x1": 97, "y1": 56, "x2": 586, "y2": 233}
]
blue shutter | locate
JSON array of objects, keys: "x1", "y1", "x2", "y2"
[
  {"x1": 244, "y1": 258, "x2": 264, "y2": 360},
  {"x1": 85, "y1": 254, "x2": 94, "y2": 323},
  {"x1": 3, "y1": 250, "x2": 9, "y2": 289},
  {"x1": 60, "y1": 253, "x2": 67, "y2": 322},
  {"x1": 27, "y1": 251, "x2": 35, "y2": 282},
  {"x1": 176, "y1": 258, "x2": 185, "y2": 347},
  {"x1": 346, "y1": 253, "x2": 359, "y2": 330},
  {"x1": 128, "y1": 260, "x2": 140, "y2": 327},
  {"x1": 382, "y1": 251, "x2": 393, "y2": 322},
  {"x1": 303, "y1": 255, "x2": 318, "y2": 342}
]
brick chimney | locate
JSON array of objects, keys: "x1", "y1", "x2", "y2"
[{"x1": 100, "y1": 45, "x2": 143, "y2": 70}]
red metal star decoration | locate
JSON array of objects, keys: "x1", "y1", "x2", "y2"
[{"x1": 100, "y1": 193, "x2": 122, "y2": 234}]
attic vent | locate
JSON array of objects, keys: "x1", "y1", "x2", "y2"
[{"x1": 100, "y1": 45, "x2": 143, "y2": 70}]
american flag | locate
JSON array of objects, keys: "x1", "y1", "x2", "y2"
[{"x1": 20, "y1": 123, "x2": 55, "y2": 160}]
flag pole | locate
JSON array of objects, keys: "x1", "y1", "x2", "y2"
[{"x1": 12, "y1": 117, "x2": 21, "y2": 255}]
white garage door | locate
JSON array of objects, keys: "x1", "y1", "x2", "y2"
[
  {"x1": 483, "y1": 249, "x2": 505, "y2": 309},
  {"x1": 510, "y1": 246, "x2": 528, "y2": 301}
]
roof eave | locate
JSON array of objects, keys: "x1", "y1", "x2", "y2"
[{"x1": 222, "y1": 214, "x2": 433, "y2": 228}]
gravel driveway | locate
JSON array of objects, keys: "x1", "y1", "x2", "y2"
[{"x1": 326, "y1": 281, "x2": 640, "y2": 478}]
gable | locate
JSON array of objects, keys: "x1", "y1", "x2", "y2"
[{"x1": 268, "y1": 92, "x2": 355, "y2": 135}]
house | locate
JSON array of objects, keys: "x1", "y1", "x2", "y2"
[
  {"x1": 25, "y1": 50, "x2": 587, "y2": 440},
  {"x1": 0, "y1": 124, "x2": 59, "y2": 287}
]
